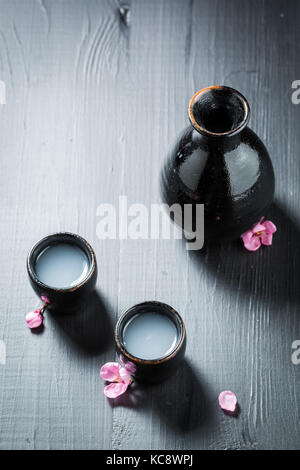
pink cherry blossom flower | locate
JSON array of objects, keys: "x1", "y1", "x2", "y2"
[
  {"x1": 241, "y1": 217, "x2": 277, "y2": 251},
  {"x1": 25, "y1": 309, "x2": 43, "y2": 329},
  {"x1": 100, "y1": 357, "x2": 134, "y2": 399},
  {"x1": 218, "y1": 390, "x2": 238, "y2": 413}
]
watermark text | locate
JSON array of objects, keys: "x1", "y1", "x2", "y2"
[
  {"x1": 0, "y1": 80, "x2": 6, "y2": 105},
  {"x1": 291, "y1": 80, "x2": 300, "y2": 104},
  {"x1": 0, "y1": 340, "x2": 6, "y2": 365},
  {"x1": 291, "y1": 340, "x2": 300, "y2": 365},
  {"x1": 96, "y1": 196, "x2": 204, "y2": 250}
]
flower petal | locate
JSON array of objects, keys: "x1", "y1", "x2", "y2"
[
  {"x1": 242, "y1": 232, "x2": 261, "y2": 251},
  {"x1": 26, "y1": 310, "x2": 43, "y2": 329},
  {"x1": 119, "y1": 355, "x2": 126, "y2": 366},
  {"x1": 241, "y1": 230, "x2": 253, "y2": 244},
  {"x1": 100, "y1": 362, "x2": 121, "y2": 382},
  {"x1": 252, "y1": 222, "x2": 265, "y2": 234},
  {"x1": 262, "y1": 220, "x2": 277, "y2": 234},
  {"x1": 120, "y1": 355, "x2": 137, "y2": 374},
  {"x1": 218, "y1": 390, "x2": 238, "y2": 413},
  {"x1": 119, "y1": 367, "x2": 131, "y2": 386},
  {"x1": 261, "y1": 232, "x2": 273, "y2": 246},
  {"x1": 104, "y1": 382, "x2": 128, "y2": 398}
]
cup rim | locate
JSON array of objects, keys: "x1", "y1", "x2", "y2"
[
  {"x1": 115, "y1": 301, "x2": 186, "y2": 365},
  {"x1": 27, "y1": 232, "x2": 97, "y2": 293},
  {"x1": 188, "y1": 85, "x2": 250, "y2": 137}
]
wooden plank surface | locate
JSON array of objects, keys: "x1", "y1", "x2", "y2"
[{"x1": 0, "y1": 0, "x2": 299, "y2": 450}]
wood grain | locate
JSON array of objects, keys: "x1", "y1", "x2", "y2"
[{"x1": 0, "y1": 0, "x2": 299, "y2": 450}]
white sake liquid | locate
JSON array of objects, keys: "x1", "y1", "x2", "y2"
[
  {"x1": 35, "y1": 243, "x2": 90, "y2": 288},
  {"x1": 123, "y1": 312, "x2": 178, "y2": 360}
]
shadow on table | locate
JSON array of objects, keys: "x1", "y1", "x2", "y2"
[
  {"x1": 50, "y1": 290, "x2": 114, "y2": 356},
  {"x1": 111, "y1": 360, "x2": 216, "y2": 434},
  {"x1": 189, "y1": 201, "x2": 300, "y2": 312}
]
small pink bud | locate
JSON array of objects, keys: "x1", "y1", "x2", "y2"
[
  {"x1": 218, "y1": 390, "x2": 238, "y2": 413},
  {"x1": 41, "y1": 295, "x2": 50, "y2": 305},
  {"x1": 26, "y1": 310, "x2": 43, "y2": 329}
]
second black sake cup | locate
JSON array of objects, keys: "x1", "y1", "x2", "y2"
[
  {"x1": 27, "y1": 232, "x2": 97, "y2": 312},
  {"x1": 115, "y1": 301, "x2": 186, "y2": 383}
]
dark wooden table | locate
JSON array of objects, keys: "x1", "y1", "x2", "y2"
[{"x1": 0, "y1": 0, "x2": 299, "y2": 450}]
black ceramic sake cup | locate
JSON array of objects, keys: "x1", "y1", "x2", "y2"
[
  {"x1": 27, "y1": 232, "x2": 97, "y2": 312},
  {"x1": 115, "y1": 301, "x2": 186, "y2": 384}
]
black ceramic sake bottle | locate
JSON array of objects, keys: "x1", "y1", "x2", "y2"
[{"x1": 161, "y1": 86, "x2": 275, "y2": 243}]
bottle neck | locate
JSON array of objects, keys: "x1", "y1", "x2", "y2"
[
  {"x1": 193, "y1": 127, "x2": 243, "y2": 153},
  {"x1": 188, "y1": 86, "x2": 250, "y2": 151}
]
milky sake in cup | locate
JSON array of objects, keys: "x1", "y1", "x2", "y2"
[
  {"x1": 27, "y1": 232, "x2": 97, "y2": 312},
  {"x1": 115, "y1": 301, "x2": 186, "y2": 383}
]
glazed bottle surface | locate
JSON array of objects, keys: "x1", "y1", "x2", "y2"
[{"x1": 161, "y1": 86, "x2": 275, "y2": 243}]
